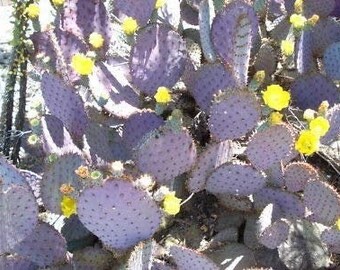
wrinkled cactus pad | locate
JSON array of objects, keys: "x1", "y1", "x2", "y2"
[
  {"x1": 259, "y1": 220, "x2": 290, "y2": 250},
  {"x1": 208, "y1": 90, "x2": 261, "y2": 140},
  {"x1": 134, "y1": 127, "x2": 197, "y2": 184},
  {"x1": 0, "y1": 255, "x2": 37, "y2": 270},
  {"x1": 0, "y1": 155, "x2": 27, "y2": 190},
  {"x1": 78, "y1": 179, "x2": 162, "y2": 250},
  {"x1": 206, "y1": 163, "x2": 267, "y2": 196},
  {"x1": 211, "y1": 1, "x2": 258, "y2": 85},
  {"x1": 130, "y1": 24, "x2": 187, "y2": 95}
]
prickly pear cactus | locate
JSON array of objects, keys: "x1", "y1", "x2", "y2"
[{"x1": 2, "y1": 0, "x2": 340, "y2": 268}]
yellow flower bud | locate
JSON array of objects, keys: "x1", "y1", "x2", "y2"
[
  {"x1": 318, "y1": 100, "x2": 329, "y2": 115},
  {"x1": 303, "y1": 109, "x2": 316, "y2": 121},
  {"x1": 122, "y1": 17, "x2": 139, "y2": 36},
  {"x1": 290, "y1": 14, "x2": 307, "y2": 29},
  {"x1": 254, "y1": 70, "x2": 266, "y2": 83},
  {"x1": 25, "y1": 4, "x2": 40, "y2": 19},
  {"x1": 89, "y1": 32, "x2": 104, "y2": 49},
  {"x1": 269, "y1": 112, "x2": 283, "y2": 125},
  {"x1": 307, "y1": 14, "x2": 319, "y2": 26},
  {"x1": 281, "y1": 40, "x2": 294, "y2": 56}
]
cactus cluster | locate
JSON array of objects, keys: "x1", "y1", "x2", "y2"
[{"x1": 0, "y1": 0, "x2": 340, "y2": 269}]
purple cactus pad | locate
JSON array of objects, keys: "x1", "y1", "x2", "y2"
[
  {"x1": 78, "y1": 179, "x2": 162, "y2": 250},
  {"x1": 130, "y1": 24, "x2": 187, "y2": 95}
]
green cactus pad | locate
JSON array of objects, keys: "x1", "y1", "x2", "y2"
[
  {"x1": 134, "y1": 128, "x2": 197, "y2": 184},
  {"x1": 304, "y1": 180, "x2": 340, "y2": 226},
  {"x1": 246, "y1": 124, "x2": 295, "y2": 170},
  {"x1": 78, "y1": 179, "x2": 162, "y2": 250},
  {"x1": 208, "y1": 91, "x2": 261, "y2": 140},
  {"x1": 187, "y1": 140, "x2": 234, "y2": 193},
  {"x1": 206, "y1": 163, "x2": 267, "y2": 196}
]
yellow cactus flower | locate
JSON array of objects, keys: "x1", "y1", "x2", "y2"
[
  {"x1": 71, "y1": 53, "x2": 94, "y2": 75},
  {"x1": 89, "y1": 32, "x2": 104, "y2": 49},
  {"x1": 52, "y1": 0, "x2": 65, "y2": 6},
  {"x1": 295, "y1": 130, "x2": 320, "y2": 156},
  {"x1": 303, "y1": 109, "x2": 316, "y2": 121},
  {"x1": 290, "y1": 14, "x2": 307, "y2": 29},
  {"x1": 163, "y1": 192, "x2": 182, "y2": 215},
  {"x1": 262, "y1": 84, "x2": 291, "y2": 111},
  {"x1": 281, "y1": 40, "x2": 294, "y2": 56},
  {"x1": 155, "y1": 0, "x2": 166, "y2": 9},
  {"x1": 154, "y1": 87, "x2": 172, "y2": 104},
  {"x1": 309, "y1": 116, "x2": 330, "y2": 137},
  {"x1": 336, "y1": 218, "x2": 340, "y2": 230},
  {"x1": 25, "y1": 3, "x2": 40, "y2": 19},
  {"x1": 122, "y1": 17, "x2": 139, "y2": 36},
  {"x1": 61, "y1": 195, "x2": 77, "y2": 218},
  {"x1": 269, "y1": 112, "x2": 283, "y2": 125}
]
